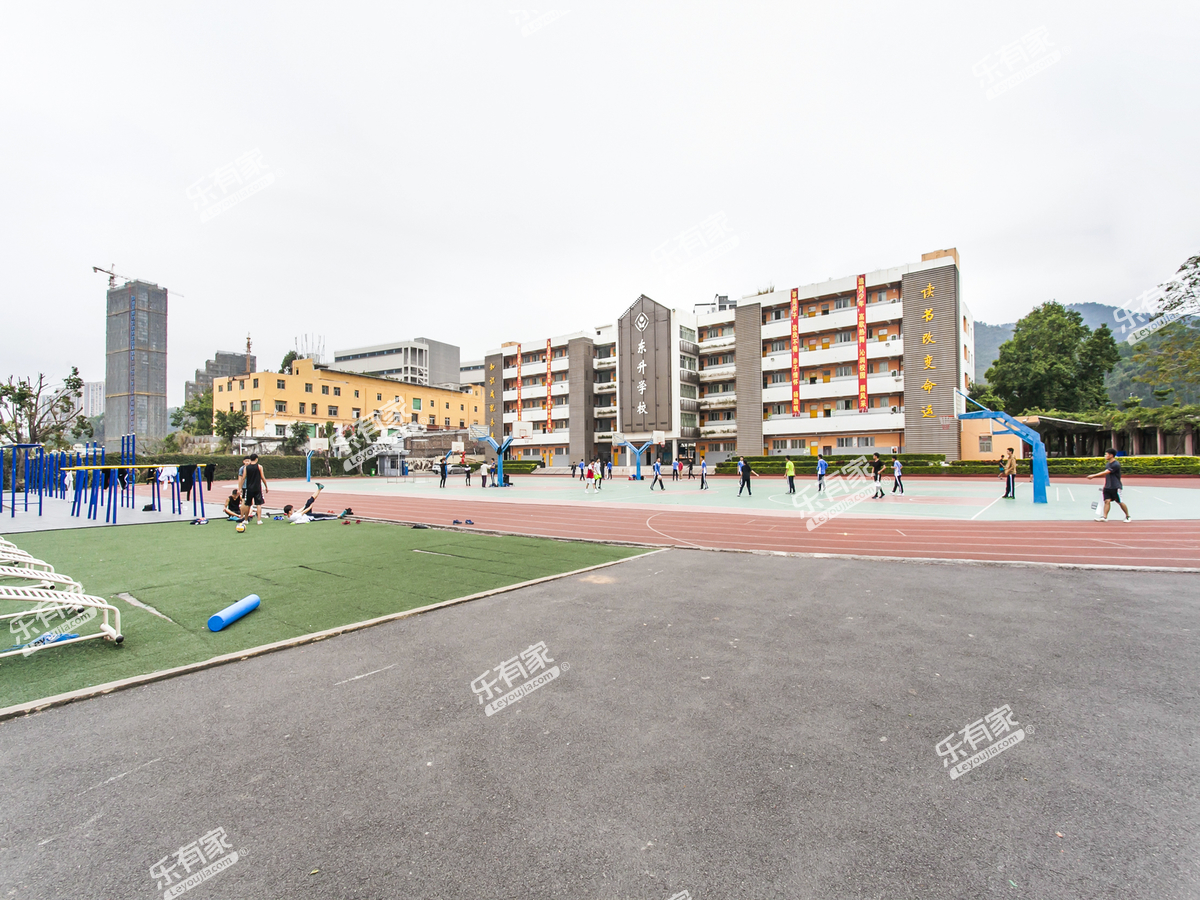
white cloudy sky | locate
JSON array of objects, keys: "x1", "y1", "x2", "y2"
[{"x1": 2, "y1": 1, "x2": 1197, "y2": 405}]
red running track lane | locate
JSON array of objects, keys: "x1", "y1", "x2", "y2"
[{"x1": 264, "y1": 486, "x2": 1200, "y2": 569}]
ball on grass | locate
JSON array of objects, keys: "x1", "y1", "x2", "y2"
[{"x1": 235, "y1": 522, "x2": 246, "y2": 533}]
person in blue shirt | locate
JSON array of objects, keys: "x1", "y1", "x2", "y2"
[
  {"x1": 650, "y1": 457, "x2": 666, "y2": 491},
  {"x1": 892, "y1": 455, "x2": 904, "y2": 494},
  {"x1": 700, "y1": 456, "x2": 709, "y2": 490},
  {"x1": 816, "y1": 454, "x2": 828, "y2": 493}
]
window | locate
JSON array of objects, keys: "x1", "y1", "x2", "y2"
[
  {"x1": 680, "y1": 384, "x2": 698, "y2": 399},
  {"x1": 328, "y1": 406, "x2": 338, "y2": 416},
  {"x1": 835, "y1": 365, "x2": 854, "y2": 377},
  {"x1": 773, "y1": 439, "x2": 789, "y2": 450},
  {"x1": 275, "y1": 425, "x2": 287, "y2": 436},
  {"x1": 473, "y1": 405, "x2": 478, "y2": 412},
  {"x1": 218, "y1": 384, "x2": 223, "y2": 392},
  {"x1": 445, "y1": 402, "x2": 450, "y2": 410},
  {"x1": 821, "y1": 305, "x2": 830, "y2": 315},
  {"x1": 352, "y1": 408, "x2": 360, "y2": 419},
  {"x1": 275, "y1": 401, "x2": 287, "y2": 413},
  {"x1": 768, "y1": 308, "x2": 787, "y2": 321},
  {"x1": 834, "y1": 296, "x2": 854, "y2": 309},
  {"x1": 240, "y1": 401, "x2": 247, "y2": 412},
  {"x1": 333, "y1": 387, "x2": 341, "y2": 396},
  {"x1": 769, "y1": 340, "x2": 789, "y2": 353},
  {"x1": 835, "y1": 330, "x2": 855, "y2": 344},
  {"x1": 305, "y1": 383, "x2": 313, "y2": 393},
  {"x1": 411, "y1": 413, "x2": 419, "y2": 423},
  {"x1": 444, "y1": 417, "x2": 451, "y2": 426},
  {"x1": 836, "y1": 399, "x2": 853, "y2": 410},
  {"x1": 837, "y1": 437, "x2": 854, "y2": 448},
  {"x1": 459, "y1": 419, "x2": 465, "y2": 428},
  {"x1": 791, "y1": 439, "x2": 807, "y2": 449},
  {"x1": 857, "y1": 436, "x2": 875, "y2": 447},
  {"x1": 321, "y1": 385, "x2": 329, "y2": 395},
  {"x1": 680, "y1": 412, "x2": 698, "y2": 428},
  {"x1": 428, "y1": 415, "x2": 436, "y2": 425},
  {"x1": 299, "y1": 402, "x2": 307, "y2": 414},
  {"x1": 680, "y1": 325, "x2": 697, "y2": 342},
  {"x1": 680, "y1": 355, "x2": 697, "y2": 371},
  {"x1": 250, "y1": 400, "x2": 261, "y2": 412},
  {"x1": 354, "y1": 390, "x2": 359, "y2": 398},
  {"x1": 460, "y1": 404, "x2": 465, "y2": 411},
  {"x1": 979, "y1": 436, "x2": 993, "y2": 453},
  {"x1": 277, "y1": 379, "x2": 286, "y2": 389},
  {"x1": 377, "y1": 393, "x2": 383, "y2": 401},
  {"x1": 239, "y1": 380, "x2": 245, "y2": 390},
  {"x1": 766, "y1": 371, "x2": 789, "y2": 384},
  {"x1": 412, "y1": 398, "x2": 422, "y2": 410}
]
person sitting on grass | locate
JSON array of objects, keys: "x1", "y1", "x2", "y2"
[
  {"x1": 283, "y1": 484, "x2": 341, "y2": 523},
  {"x1": 223, "y1": 489, "x2": 245, "y2": 521}
]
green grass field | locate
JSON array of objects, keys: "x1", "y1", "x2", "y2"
[{"x1": 0, "y1": 521, "x2": 646, "y2": 709}]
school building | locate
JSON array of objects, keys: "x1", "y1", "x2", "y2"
[
  {"x1": 481, "y1": 249, "x2": 984, "y2": 465},
  {"x1": 211, "y1": 357, "x2": 484, "y2": 446}
]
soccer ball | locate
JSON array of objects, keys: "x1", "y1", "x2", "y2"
[{"x1": 235, "y1": 522, "x2": 246, "y2": 533}]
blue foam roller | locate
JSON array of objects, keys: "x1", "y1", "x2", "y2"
[{"x1": 208, "y1": 594, "x2": 260, "y2": 632}]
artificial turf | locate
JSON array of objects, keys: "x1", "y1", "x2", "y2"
[{"x1": 0, "y1": 520, "x2": 646, "y2": 709}]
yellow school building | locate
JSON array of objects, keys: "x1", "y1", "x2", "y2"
[{"x1": 211, "y1": 357, "x2": 484, "y2": 442}]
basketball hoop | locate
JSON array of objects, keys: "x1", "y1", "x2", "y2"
[
  {"x1": 511, "y1": 421, "x2": 534, "y2": 444},
  {"x1": 652, "y1": 429, "x2": 666, "y2": 447},
  {"x1": 939, "y1": 415, "x2": 957, "y2": 431},
  {"x1": 468, "y1": 424, "x2": 489, "y2": 440}
]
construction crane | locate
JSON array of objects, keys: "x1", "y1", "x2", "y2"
[{"x1": 92, "y1": 264, "x2": 129, "y2": 290}]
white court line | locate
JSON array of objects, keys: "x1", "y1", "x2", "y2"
[
  {"x1": 1067, "y1": 487, "x2": 1075, "y2": 501},
  {"x1": 335, "y1": 663, "x2": 397, "y2": 686},
  {"x1": 1055, "y1": 488, "x2": 1059, "y2": 502},
  {"x1": 896, "y1": 529, "x2": 907, "y2": 536},
  {"x1": 970, "y1": 497, "x2": 1003, "y2": 521},
  {"x1": 77, "y1": 757, "x2": 162, "y2": 796}
]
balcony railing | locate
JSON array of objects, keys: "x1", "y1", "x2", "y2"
[{"x1": 594, "y1": 382, "x2": 616, "y2": 392}]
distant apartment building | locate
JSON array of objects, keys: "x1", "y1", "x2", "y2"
[
  {"x1": 481, "y1": 250, "x2": 974, "y2": 465},
  {"x1": 78, "y1": 381, "x2": 105, "y2": 419},
  {"x1": 460, "y1": 360, "x2": 485, "y2": 386},
  {"x1": 104, "y1": 280, "x2": 168, "y2": 451},
  {"x1": 332, "y1": 337, "x2": 461, "y2": 388},
  {"x1": 185, "y1": 351, "x2": 256, "y2": 402}
]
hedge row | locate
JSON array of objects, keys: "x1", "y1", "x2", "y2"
[
  {"x1": 949, "y1": 456, "x2": 1200, "y2": 476},
  {"x1": 135, "y1": 453, "x2": 346, "y2": 481}
]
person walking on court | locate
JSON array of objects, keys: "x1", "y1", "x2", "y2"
[
  {"x1": 871, "y1": 453, "x2": 885, "y2": 498},
  {"x1": 1002, "y1": 447, "x2": 1017, "y2": 498},
  {"x1": 607, "y1": 459, "x2": 613, "y2": 480},
  {"x1": 891, "y1": 455, "x2": 904, "y2": 494},
  {"x1": 785, "y1": 456, "x2": 796, "y2": 494},
  {"x1": 480, "y1": 461, "x2": 489, "y2": 488},
  {"x1": 465, "y1": 461, "x2": 472, "y2": 486},
  {"x1": 439, "y1": 457, "x2": 448, "y2": 488},
  {"x1": 700, "y1": 456, "x2": 709, "y2": 490},
  {"x1": 595, "y1": 458, "x2": 604, "y2": 492},
  {"x1": 570, "y1": 460, "x2": 577, "y2": 478},
  {"x1": 650, "y1": 457, "x2": 666, "y2": 491},
  {"x1": 237, "y1": 453, "x2": 268, "y2": 524},
  {"x1": 579, "y1": 460, "x2": 587, "y2": 481},
  {"x1": 816, "y1": 454, "x2": 828, "y2": 495},
  {"x1": 672, "y1": 459, "x2": 680, "y2": 481},
  {"x1": 584, "y1": 460, "x2": 594, "y2": 492},
  {"x1": 687, "y1": 457, "x2": 695, "y2": 480},
  {"x1": 736, "y1": 457, "x2": 757, "y2": 497},
  {"x1": 1088, "y1": 448, "x2": 1131, "y2": 522}
]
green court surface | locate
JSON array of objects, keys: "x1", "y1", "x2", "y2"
[{"x1": 0, "y1": 522, "x2": 646, "y2": 710}]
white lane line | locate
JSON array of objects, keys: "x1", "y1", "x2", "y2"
[
  {"x1": 77, "y1": 757, "x2": 162, "y2": 796},
  {"x1": 896, "y1": 529, "x2": 907, "y2": 536},
  {"x1": 335, "y1": 663, "x2": 398, "y2": 686},
  {"x1": 1092, "y1": 538, "x2": 1137, "y2": 549},
  {"x1": 116, "y1": 593, "x2": 176, "y2": 624},
  {"x1": 1056, "y1": 488, "x2": 1059, "y2": 502},
  {"x1": 970, "y1": 497, "x2": 1003, "y2": 521},
  {"x1": 644, "y1": 513, "x2": 702, "y2": 548},
  {"x1": 1067, "y1": 487, "x2": 1075, "y2": 501}
]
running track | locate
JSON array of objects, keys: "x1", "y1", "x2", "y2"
[{"x1": 263, "y1": 480, "x2": 1200, "y2": 569}]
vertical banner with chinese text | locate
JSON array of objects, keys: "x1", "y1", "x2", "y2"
[
  {"x1": 856, "y1": 275, "x2": 868, "y2": 411},
  {"x1": 790, "y1": 288, "x2": 801, "y2": 415},
  {"x1": 515, "y1": 343, "x2": 522, "y2": 422},
  {"x1": 545, "y1": 339, "x2": 552, "y2": 432}
]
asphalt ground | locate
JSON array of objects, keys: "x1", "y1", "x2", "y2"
[{"x1": 3, "y1": 549, "x2": 1197, "y2": 900}]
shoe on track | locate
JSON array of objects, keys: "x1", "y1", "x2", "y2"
[
  {"x1": 1094, "y1": 516, "x2": 1106, "y2": 522},
  {"x1": 1124, "y1": 516, "x2": 1132, "y2": 522}
]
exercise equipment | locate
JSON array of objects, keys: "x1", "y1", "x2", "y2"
[{"x1": 207, "y1": 594, "x2": 260, "y2": 632}]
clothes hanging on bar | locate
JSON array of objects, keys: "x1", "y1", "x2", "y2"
[
  {"x1": 203, "y1": 464, "x2": 215, "y2": 489},
  {"x1": 179, "y1": 464, "x2": 197, "y2": 498}
]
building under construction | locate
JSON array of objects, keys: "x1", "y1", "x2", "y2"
[{"x1": 104, "y1": 280, "x2": 168, "y2": 452}]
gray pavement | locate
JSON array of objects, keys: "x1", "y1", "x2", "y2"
[{"x1": 2, "y1": 550, "x2": 1197, "y2": 899}]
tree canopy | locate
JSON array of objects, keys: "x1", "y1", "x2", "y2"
[
  {"x1": 170, "y1": 389, "x2": 214, "y2": 435},
  {"x1": 279, "y1": 350, "x2": 299, "y2": 374},
  {"x1": 0, "y1": 368, "x2": 93, "y2": 449},
  {"x1": 1132, "y1": 253, "x2": 1200, "y2": 399},
  {"x1": 984, "y1": 302, "x2": 1120, "y2": 414},
  {"x1": 213, "y1": 409, "x2": 249, "y2": 449}
]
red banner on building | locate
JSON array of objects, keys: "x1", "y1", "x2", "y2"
[
  {"x1": 856, "y1": 275, "x2": 868, "y2": 411},
  {"x1": 516, "y1": 343, "x2": 522, "y2": 421},
  {"x1": 790, "y1": 288, "x2": 801, "y2": 415},
  {"x1": 545, "y1": 339, "x2": 552, "y2": 431}
]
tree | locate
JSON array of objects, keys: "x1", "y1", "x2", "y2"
[
  {"x1": 967, "y1": 380, "x2": 1003, "y2": 411},
  {"x1": 213, "y1": 409, "x2": 249, "y2": 450},
  {"x1": 171, "y1": 389, "x2": 214, "y2": 435},
  {"x1": 985, "y1": 302, "x2": 1120, "y2": 414},
  {"x1": 1132, "y1": 253, "x2": 1200, "y2": 397},
  {"x1": 280, "y1": 350, "x2": 299, "y2": 374},
  {"x1": 281, "y1": 420, "x2": 311, "y2": 455},
  {"x1": 0, "y1": 367, "x2": 91, "y2": 450}
]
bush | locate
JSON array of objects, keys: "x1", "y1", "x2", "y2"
[
  {"x1": 137, "y1": 453, "x2": 354, "y2": 481},
  {"x1": 497, "y1": 460, "x2": 542, "y2": 474}
]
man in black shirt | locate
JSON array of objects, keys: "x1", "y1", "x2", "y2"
[
  {"x1": 238, "y1": 454, "x2": 268, "y2": 525},
  {"x1": 439, "y1": 458, "x2": 448, "y2": 488},
  {"x1": 871, "y1": 453, "x2": 885, "y2": 498},
  {"x1": 1087, "y1": 449, "x2": 1131, "y2": 522}
]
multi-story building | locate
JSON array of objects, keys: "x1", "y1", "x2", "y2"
[
  {"x1": 459, "y1": 360, "x2": 485, "y2": 386},
  {"x1": 480, "y1": 249, "x2": 973, "y2": 465},
  {"x1": 332, "y1": 337, "x2": 461, "y2": 388},
  {"x1": 184, "y1": 351, "x2": 256, "y2": 402},
  {"x1": 212, "y1": 357, "x2": 483, "y2": 445},
  {"x1": 104, "y1": 280, "x2": 168, "y2": 452},
  {"x1": 78, "y1": 382, "x2": 105, "y2": 419}
]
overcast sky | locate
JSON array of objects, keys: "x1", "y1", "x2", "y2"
[{"x1": 2, "y1": 1, "x2": 1197, "y2": 406}]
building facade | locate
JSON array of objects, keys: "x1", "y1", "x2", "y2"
[
  {"x1": 481, "y1": 250, "x2": 972, "y2": 466},
  {"x1": 184, "y1": 351, "x2": 256, "y2": 402},
  {"x1": 213, "y1": 357, "x2": 483, "y2": 445},
  {"x1": 78, "y1": 381, "x2": 105, "y2": 419},
  {"x1": 104, "y1": 280, "x2": 168, "y2": 451},
  {"x1": 332, "y1": 337, "x2": 461, "y2": 387}
]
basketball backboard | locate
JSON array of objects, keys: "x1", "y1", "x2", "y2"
[
  {"x1": 652, "y1": 430, "x2": 666, "y2": 446},
  {"x1": 511, "y1": 421, "x2": 534, "y2": 443}
]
